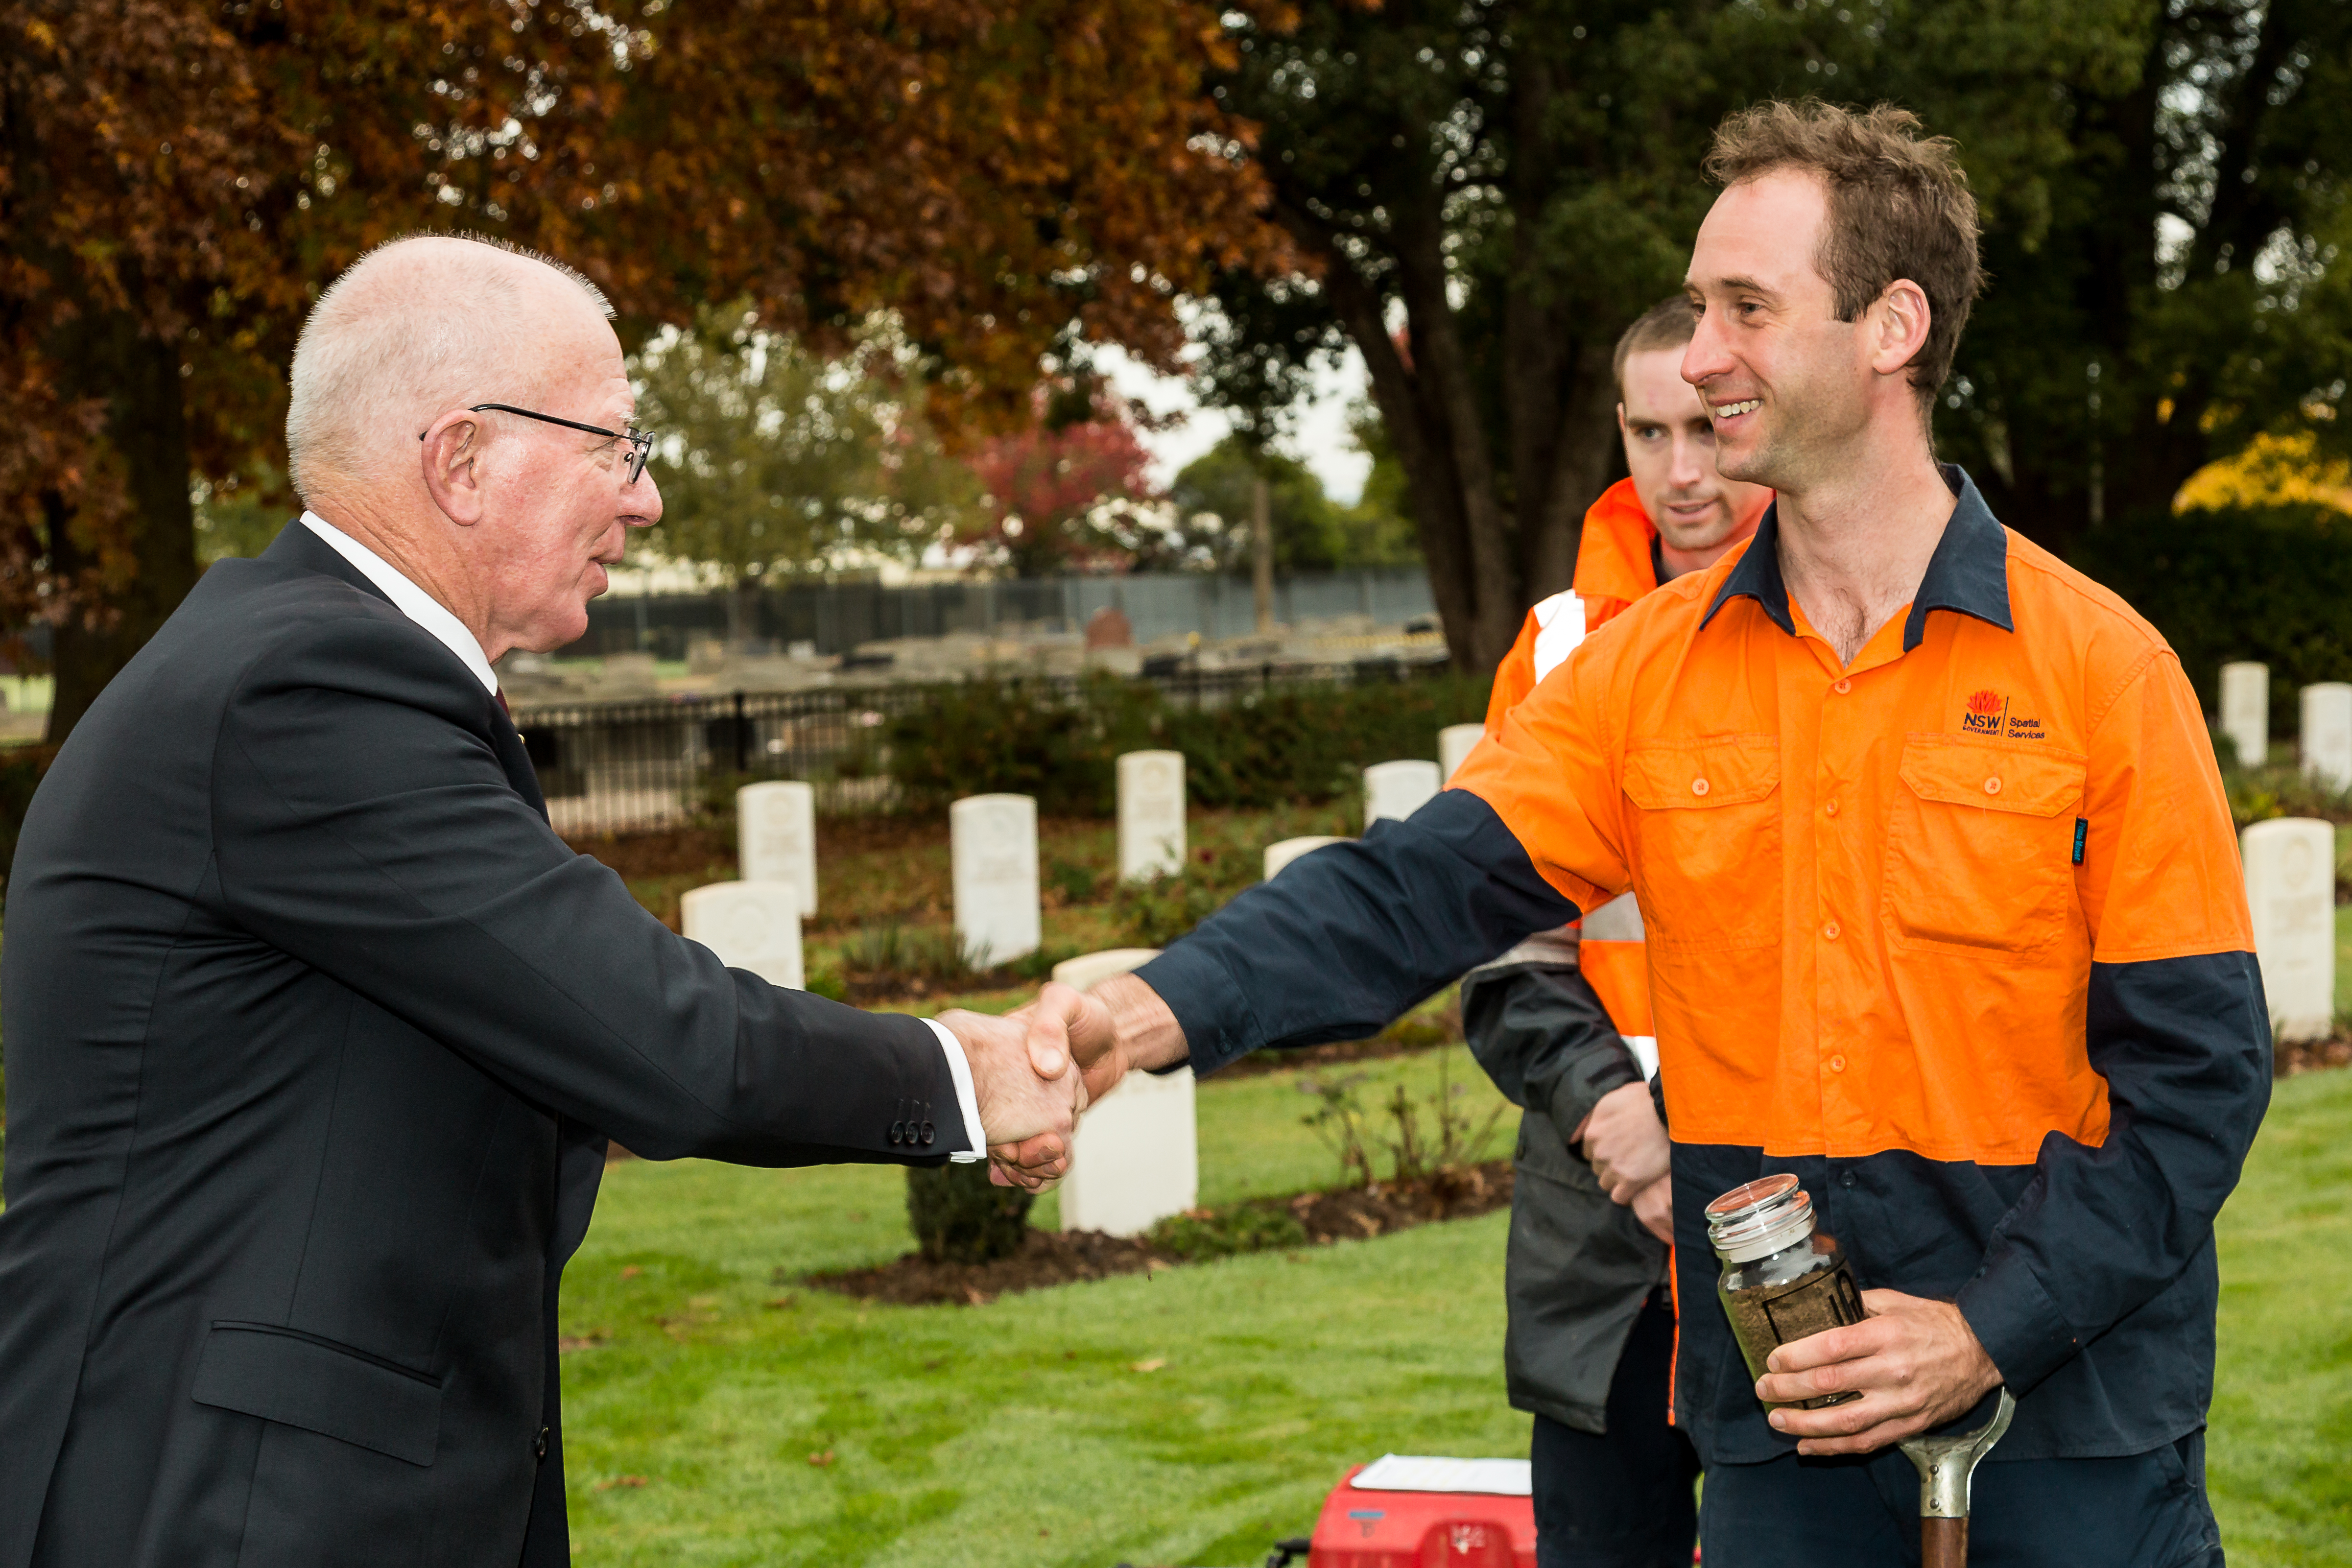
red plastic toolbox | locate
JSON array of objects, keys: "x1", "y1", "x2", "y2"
[{"x1": 1303, "y1": 1459, "x2": 1537, "y2": 1568}]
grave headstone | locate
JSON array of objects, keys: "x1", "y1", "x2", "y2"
[
  {"x1": 2221, "y1": 661, "x2": 2269, "y2": 768},
  {"x1": 1263, "y1": 836, "x2": 1347, "y2": 879},
  {"x1": 951, "y1": 793, "x2": 1041, "y2": 967},
  {"x1": 736, "y1": 781, "x2": 817, "y2": 918},
  {"x1": 1439, "y1": 723, "x2": 1485, "y2": 784},
  {"x1": 1051, "y1": 948, "x2": 1196, "y2": 1237},
  {"x1": 1117, "y1": 750, "x2": 1187, "y2": 882},
  {"x1": 680, "y1": 880, "x2": 804, "y2": 990},
  {"x1": 1364, "y1": 759, "x2": 1442, "y2": 828},
  {"x1": 2242, "y1": 816, "x2": 2335, "y2": 1042},
  {"x1": 2301, "y1": 683, "x2": 2352, "y2": 793}
]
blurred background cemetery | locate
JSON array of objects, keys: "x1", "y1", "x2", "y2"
[{"x1": 3, "y1": 0, "x2": 2351, "y2": 1563}]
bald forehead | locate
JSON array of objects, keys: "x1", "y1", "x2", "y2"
[{"x1": 332, "y1": 238, "x2": 607, "y2": 334}]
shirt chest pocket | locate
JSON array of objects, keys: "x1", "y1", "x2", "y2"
[
  {"x1": 1623, "y1": 738, "x2": 1782, "y2": 952},
  {"x1": 1883, "y1": 737, "x2": 2087, "y2": 955}
]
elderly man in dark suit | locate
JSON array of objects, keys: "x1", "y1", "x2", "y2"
[{"x1": 0, "y1": 234, "x2": 1082, "y2": 1568}]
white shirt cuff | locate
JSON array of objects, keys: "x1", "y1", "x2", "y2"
[{"x1": 922, "y1": 1017, "x2": 988, "y2": 1162}]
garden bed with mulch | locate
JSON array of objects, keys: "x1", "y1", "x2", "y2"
[
  {"x1": 803, "y1": 1159, "x2": 1515, "y2": 1306},
  {"x1": 2278, "y1": 1032, "x2": 2352, "y2": 1076}
]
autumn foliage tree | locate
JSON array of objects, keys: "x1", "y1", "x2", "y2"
[
  {"x1": 1, "y1": 0, "x2": 1294, "y2": 743},
  {"x1": 962, "y1": 388, "x2": 1159, "y2": 575}
]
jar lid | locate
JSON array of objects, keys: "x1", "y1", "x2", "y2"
[{"x1": 1706, "y1": 1173, "x2": 1816, "y2": 1263}]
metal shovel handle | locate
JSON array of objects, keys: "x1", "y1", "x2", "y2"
[{"x1": 1899, "y1": 1387, "x2": 2016, "y2": 1568}]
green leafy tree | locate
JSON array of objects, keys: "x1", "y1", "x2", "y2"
[
  {"x1": 1164, "y1": 435, "x2": 1344, "y2": 572},
  {"x1": 631, "y1": 310, "x2": 975, "y2": 640},
  {"x1": 1191, "y1": 0, "x2": 2350, "y2": 668}
]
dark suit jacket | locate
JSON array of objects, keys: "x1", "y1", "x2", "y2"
[{"x1": 0, "y1": 523, "x2": 959, "y2": 1568}]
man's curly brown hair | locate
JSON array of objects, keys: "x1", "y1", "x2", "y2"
[{"x1": 1705, "y1": 99, "x2": 1983, "y2": 412}]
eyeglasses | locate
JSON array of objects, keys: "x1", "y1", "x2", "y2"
[{"x1": 419, "y1": 402, "x2": 654, "y2": 485}]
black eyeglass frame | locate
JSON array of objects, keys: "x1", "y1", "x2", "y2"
[{"x1": 418, "y1": 402, "x2": 653, "y2": 484}]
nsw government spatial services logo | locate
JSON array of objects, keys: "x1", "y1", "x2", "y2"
[{"x1": 1962, "y1": 689, "x2": 2007, "y2": 734}]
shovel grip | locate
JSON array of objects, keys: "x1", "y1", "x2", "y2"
[{"x1": 1922, "y1": 1515, "x2": 1969, "y2": 1568}]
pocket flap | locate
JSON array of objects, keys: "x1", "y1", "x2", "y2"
[
  {"x1": 1624, "y1": 737, "x2": 1780, "y2": 809},
  {"x1": 192, "y1": 1322, "x2": 442, "y2": 1466},
  {"x1": 1899, "y1": 736, "x2": 2086, "y2": 817}
]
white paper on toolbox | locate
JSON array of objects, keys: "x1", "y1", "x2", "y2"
[{"x1": 1349, "y1": 1455, "x2": 1533, "y2": 1496}]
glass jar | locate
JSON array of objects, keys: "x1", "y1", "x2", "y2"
[{"x1": 1706, "y1": 1173, "x2": 1865, "y2": 1411}]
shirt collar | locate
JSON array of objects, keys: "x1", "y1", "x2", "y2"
[
  {"x1": 1701, "y1": 464, "x2": 2013, "y2": 651},
  {"x1": 299, "y1": 510, "x2": 500, "y2": 696}
]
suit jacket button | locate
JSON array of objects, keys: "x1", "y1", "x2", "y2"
[
  {"x1": 535, "y1": 1426, "x2": 550, "y2": 1462},
  {"x1": 889, "y1": 1120, "x2": 903, "y2": 1144},
  {"x1": 921, "y1": 1121, "x2": 935, "y2": 1146}
]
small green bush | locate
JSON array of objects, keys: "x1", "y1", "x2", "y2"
[
  {"x1": 1150, "y1": 1204, "x2": 1309, "y2": 1259},
  {"x1": 880, "y1": 668, "x2": 1490, "y2": 815},
  {"x1": 2077, "y1": 502, "x2": 2352, "y2": 736},
  {"x1": 1108, "y1": 838, "x2": 1267, "y2": 946},
  {"x1": 905, "y1": 1161, "x2": 1034, "y2": 1263}
]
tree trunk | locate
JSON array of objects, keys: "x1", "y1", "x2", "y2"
[{"x1": 45, "y1": 312, "x2": 200, "y2": 747}]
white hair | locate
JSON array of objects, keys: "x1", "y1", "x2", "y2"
[{"x1": 285, "y1": 232, "x2": 615, "y2": 501}]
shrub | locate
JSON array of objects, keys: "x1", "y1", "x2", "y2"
[
  {"x1": 879, "y1": 668, "x2": 1490, "y2": 815},
  {"x1": 2076, "y1": 502, "x2": 2352, "y2": 737},
  {"x1": 1150, "y1": 1204, "x2": 1309, "y2": 1259},
  {"x1": 905, "y1": 1161, "x2": 1034, "y2": 1263}
]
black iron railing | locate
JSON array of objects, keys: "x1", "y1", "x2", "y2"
[{"x1": 513, "y1": 658, "x2": 1449, "y2": 836}]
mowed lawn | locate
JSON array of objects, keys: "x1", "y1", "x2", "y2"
[{"x1": 562, "y1": 1050, "x2": 2352, "y2": 1568}]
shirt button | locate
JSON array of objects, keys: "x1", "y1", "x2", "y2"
[
  {"x1": 1822, "y1": 920, "x2": 1841, "y2": 940},
  {"x1": 1824, "y1": 799, "x2": 1839, "y2": 817},
  {"x1": 1984, "y1": 776, "x2": 2002, "y2": 795},
  {"x1": 1691, "y1": 777, "x2": 1710, "y2": 797},
  {"x1": 1829, "y1": 1054, "x2": 1848, "y2": 1072},
  {"x1": 1833, "y1": 678, "x2": 1853, "y2": 694}
]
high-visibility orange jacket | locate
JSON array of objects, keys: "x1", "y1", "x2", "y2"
[
  {"x1": 1484, "y1": 477, "x2": 1661, "y2": 733},
  {"x1": 1138, "y1": 466, "x2": 2271, "y2": 1469},
  {"x1": 1482, "y1": 477, "x2": 1679, "y2": 1043}
]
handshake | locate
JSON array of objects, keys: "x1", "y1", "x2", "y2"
[{"x1": 936, "y1": 973, "x2": 1188, "y2": 1189}]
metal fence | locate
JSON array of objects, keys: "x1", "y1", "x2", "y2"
[
  {"x1": 574, "y1": 567, "x2": 1437, "y2": 661},
  {"x1": 516, "y1": 658, "x2": 1450, "y2": 837}
]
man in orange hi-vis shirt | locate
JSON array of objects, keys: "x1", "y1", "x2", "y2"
[
  {"x1": 1005, "y1": 99, "x2": 2267, "y2": 1568},
  {"x1": 1458, "y1": 294, "x2": 1769, "y2": 1567}
]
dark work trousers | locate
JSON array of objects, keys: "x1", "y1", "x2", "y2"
[
  {"x1": 1697, "y1": 1429, "x2": 2224, "y2": 1567},
  {"x1": 1532, "y1": 1293, "x2": 1701, "y2": 1568}
]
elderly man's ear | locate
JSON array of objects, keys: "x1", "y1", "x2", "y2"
[{"x1": 421, "y1": 415, "x2": 489, "y2": 526}]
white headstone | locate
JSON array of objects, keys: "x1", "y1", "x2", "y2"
[
  {"x1": 736, "y1": 780, "x2": 817, "y2": 917},
  {"x1": 2301, "y1": 683, "x2": 2352, "y2": 793},
  {"x1": 1264, "y1": 835, "x2": 1347, "y2": 880},
  {"x1": 951, "y1": 793, "x2": 1041, "y2": 967},
  {"x1": 680, "y1": 880, "x2": 804, "y2": 990},
  {"x1": 1439, "y1": 724, "x2": 1485, "y2": 784},
  {"x1": 2242, "y1": 816, "x2": 2335, "y2": 1042},
  {"x1": 1051, "y1": 948, "x2": 1163, "y2": 992},
  {"x1": 1051, "y1": 946, "x2": 1195, "y2": 1237},
  {"x1": 1364, "y1": 759, "x2": 1442, "y2": 828},
  {"x1": 1117, "y1": 750, "x2": 1187, "y2": 882},
  {"x1": 2221, "y1": 662, "x2": 2269, "y2": 769}
]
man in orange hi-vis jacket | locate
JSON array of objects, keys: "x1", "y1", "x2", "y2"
[
  {"x1": 1458, "y1": 294, "x2": 1770, "y2": 1567},
  {"x1": 1003, "y1": 99, "x2": 2266, "y2": 1568}
]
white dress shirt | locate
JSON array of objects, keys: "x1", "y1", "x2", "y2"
[{"x1": 298, "y1": 511, "x2": 987, "y2": 1160}]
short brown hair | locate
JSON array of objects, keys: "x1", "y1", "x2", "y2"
[
  {"x1": 1704, "y1": 99, "x2": 1982, "y2": 408},
  {"x1": 1612, "y1": 296, "x2": 1697, "y2": 399}
]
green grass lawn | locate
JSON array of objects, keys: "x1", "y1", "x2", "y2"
[{"x1": 563, "y1": 1052, "x2": 2352, "y2": 1568}]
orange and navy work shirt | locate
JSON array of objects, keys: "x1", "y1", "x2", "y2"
[{"x1": 1136, "y1": 467, "x2": 2272, "y2": 1466}]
